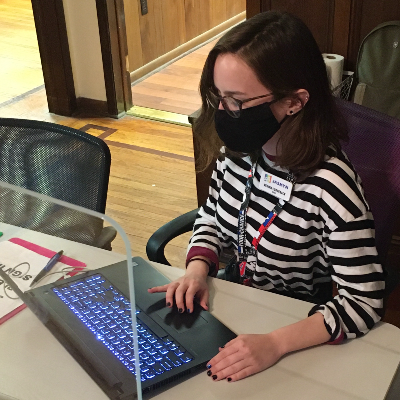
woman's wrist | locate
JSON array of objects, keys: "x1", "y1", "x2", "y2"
[
  {"x1": 186, "y1": 258, "x2": 210, "y2": 278},
  {"x1": 266, "y1": 330, "x2": 287, "y2": 359},
  {"x1": 186, "y1": 256, "x2": 217, "y2": 276},
  {"x1": 267, "y1": 313, "x2": 330, "y2": 357}
]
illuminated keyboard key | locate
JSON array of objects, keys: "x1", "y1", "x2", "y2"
[
  {"x1": 160, "y1": 360, "x2": 172, "y2": 370},
  {"x1": 180, "y1": 352, "x2": 193, "y2": 363}
]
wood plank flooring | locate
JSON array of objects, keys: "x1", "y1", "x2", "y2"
[
  {"x1": 1, "y1": 1, "x2": 400, "y2": 330},
  {"x1": 0, "y1": 0, "x2": 44, "y2": 105},
  {"x1": 131, "y1": 40, "x2": 216, "y2": 115}
]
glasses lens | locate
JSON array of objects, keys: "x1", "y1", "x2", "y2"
[
  {"x1": 222, "y1": 97, "x2": 241, "y2": 118},
  {"x1": 207, "y1": 93, "x2": 242, "y2": 118}
]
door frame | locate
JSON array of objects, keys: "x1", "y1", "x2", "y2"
[{"x1": 31, "y1": 0, "x2": 132, "y2": 118}]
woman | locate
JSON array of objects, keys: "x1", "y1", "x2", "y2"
[{"x1": 149, "y1": 11, "x2": 385, "y2": 383}]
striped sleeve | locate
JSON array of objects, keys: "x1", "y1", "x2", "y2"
[
  {"x1": 186, "y1": 155, "x2": 228, "y2": 271},
  {"x1": 309, "y1": 212, "x2": 385, "y2": 342}
]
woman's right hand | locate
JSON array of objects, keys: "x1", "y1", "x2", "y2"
[{"x1": 147, "y1": 259, "x2": 210, "y2": 313}]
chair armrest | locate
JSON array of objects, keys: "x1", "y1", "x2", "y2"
[
  {"x1": 94, "y1": 226, "x2": 118, "y2": 250},
  {"x1": 146, "y1": 208, "x2": 200, "y2": 265}
]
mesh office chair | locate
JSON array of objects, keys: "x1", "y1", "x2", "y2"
[
  {"x1": 0, "y1": 118, "x2": 116, "y2": 249},
  {"x1": 146, "y1": 99, "x2": 400, "y2": 294}
]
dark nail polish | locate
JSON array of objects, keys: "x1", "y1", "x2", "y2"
[
  {"x1": 178, "y1": 308, "x2": 183, "y2": 313},
  {"x1": 207, "y1": 370, "x2": 212, "y2": 376},
  {"x1": 166, "y1": 302, "x2": 171, "y2": 307},
  {"x1": 227, "y1": 377, "x2": 232, "y2": 382},
  {"x1": 221, "y1": 345, "x2": 225, "y2": 348},
  {"x1": 187, "y1": 309, "x2": 191, "y2": 313},
  {"x1": 206, "y1": 364, "x2": 211, "y2": 369},
  {"x1": 212, "y1": 375, "x2": 217, "y2": 380}
]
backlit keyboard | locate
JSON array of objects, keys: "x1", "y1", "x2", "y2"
[{"x1": 52, "y1": 273, "x2": 193, "y2": 381}]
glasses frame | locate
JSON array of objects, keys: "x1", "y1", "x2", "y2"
[{"x1": 207, "y1": 91, "x2": 274, "y2": 118}]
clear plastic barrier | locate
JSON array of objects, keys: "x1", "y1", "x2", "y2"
[{"x1": 0, "y1": 180, "x2": 142, "y2": 400}]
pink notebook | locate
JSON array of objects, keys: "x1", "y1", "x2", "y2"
[{"x1": 0, "y1": 238, "x2": 86, "y2": 325}]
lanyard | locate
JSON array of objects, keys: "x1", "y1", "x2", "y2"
[
  {"x1": 251, "y1": 198, "x2": 285, "y2": 249},
  {"x1": 237, "y1": 162, "x2": 294, "y2": 273},
  {"x1": 237, "y1": 164, "x2": 256, "y2": 262}
]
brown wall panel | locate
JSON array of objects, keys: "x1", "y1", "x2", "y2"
[
  {"x1": 332, "y1": 0, "x2": 351, "y2": 66},
  {"x1": 360, "y1": 0, "x2": 400, "y2": 39},
  {"x1": 210, "y1": 0, "x2": 228, "y2": 28},
  {"x1": 124, "y1": 0, "x2": 143, "y2": 71},
  {"x1": 184, "y1": 0, "x2": 211, "y2": 41},
  {"x1": 161, "y1": 0, "x2": 186, "y2": 54},
  {"x1": 126, "y1": 0, "x2": 245, "y2": 74},
  {"x1": 130, "y1": 0, "x2": 186, "y2": 66},
  {"x1": 230, "y1": 0, "x2": 247, "y2": 17},
  {"x1": 139, "y1": 0, "x2": 165, "y2": 64},
  {"x1": 246, "y1": 0, "x2": 262, "y2": 18},
  {"x1": 270, "y1": 0, "x2": 335, "y2": 53}
]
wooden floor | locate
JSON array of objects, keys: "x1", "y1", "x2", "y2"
[
  {"x1": 0, "y1": 0, "x2": 44, "y2": 106},
  {"x1": 1, "y1": 1, "x2": 400, "y2": 330},
  {"x1": 131, "y1": 40, "x2": 216, "y2": 115}
]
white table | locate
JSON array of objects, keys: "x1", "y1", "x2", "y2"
[{"x1": 0, "y1": 224, "x2": 400, "y2": 400}]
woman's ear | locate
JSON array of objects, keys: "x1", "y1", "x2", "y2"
[{"x1": 287, "y1": 89, "x2": 310, "y2": 115}]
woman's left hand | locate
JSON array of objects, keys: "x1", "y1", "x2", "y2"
[{"x1": 206, "y1": 333, "x2": 283, "y2": 382}]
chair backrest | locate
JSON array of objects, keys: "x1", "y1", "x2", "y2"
[
  {"x1": 0, "y1": 118, "x2": 111, "y2": 245},
  {"x1": 337, "y1": 99, "x2": 400, "y2": 262},
  {"x1": 354, "y1": 21, "x2": 400, "y2": 119},
  {"x1": 0, "y1": 118, "x2": 111, "y2": 211}
]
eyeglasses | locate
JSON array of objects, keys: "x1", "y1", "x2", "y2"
[{"x1": 206, "y1": 91, "x2": 274, "y2": 118}]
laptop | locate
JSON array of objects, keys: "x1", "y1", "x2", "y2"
[{"x1": 1, "y1": 256, "x2": 236, "y2": 399}]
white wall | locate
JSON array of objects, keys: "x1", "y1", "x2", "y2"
[{"x1": 62, "y1": 0, "x2": 107, "y2": 101}]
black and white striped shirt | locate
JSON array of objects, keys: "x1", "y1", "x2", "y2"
[{"x1": 187, "y1": 149, "x2": 385, "y2": 342}]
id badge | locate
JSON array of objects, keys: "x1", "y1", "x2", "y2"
[
  {"x1": 240, "y1": 254, "x2": 257, "y2": 278},
  {"x1": 259, "y1": 172, "x2": 293, "y2": 201}
]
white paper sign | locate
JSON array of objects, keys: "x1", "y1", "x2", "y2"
[
  {"x1": 259, "y1": 172, "x2": 293, "y2": 201},
  {"x1": 0, "y1": 241, "x2": 71, "y2": 321}
]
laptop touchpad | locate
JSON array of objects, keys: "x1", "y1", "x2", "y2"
[{"x1": 155, "y1": 306, "x2": 207, "y2": 333}]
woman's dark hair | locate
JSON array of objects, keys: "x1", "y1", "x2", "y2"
[{"x1": 193, "y1": 11, "x2": 348, "y2": 177}]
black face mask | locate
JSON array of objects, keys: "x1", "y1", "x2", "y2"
[{"x1": 214, "y1": 101, "x2": 283, "y2": 153}]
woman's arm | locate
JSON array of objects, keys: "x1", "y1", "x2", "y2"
[
  {"x1": 310, "y1": 212, "x2": 385, "y2": 343},
  {"x1": 207, "y1": 313, "x2": 330, "y2": 382},
  {"x1": 186, "y1": 155, "x2": 227, "y2": 272},
  {"x1": 149, "y1": 155, "x2": 228, "y2": 310},
  {"x1": 271, "y1": 312, "x2": 331, "y2": 354}
]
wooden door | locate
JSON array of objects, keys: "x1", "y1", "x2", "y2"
[
  {"x1": 123, "y1": 0, "x2": 246, "y2": 81},
  {"x1": 246, "y1": 0, "x2": 352, "y2": 67},
  {"x1": 246, "y1": 0, "x2": 400, "y2": 70}
]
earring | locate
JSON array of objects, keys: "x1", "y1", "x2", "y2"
[{"x1": 289, "y1": 110, "x2": 294, "y2": 115}]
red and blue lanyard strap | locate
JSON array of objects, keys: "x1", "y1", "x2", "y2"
[{"x1": 237, "y1": 163, "x2": 294, "y2": 280}]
